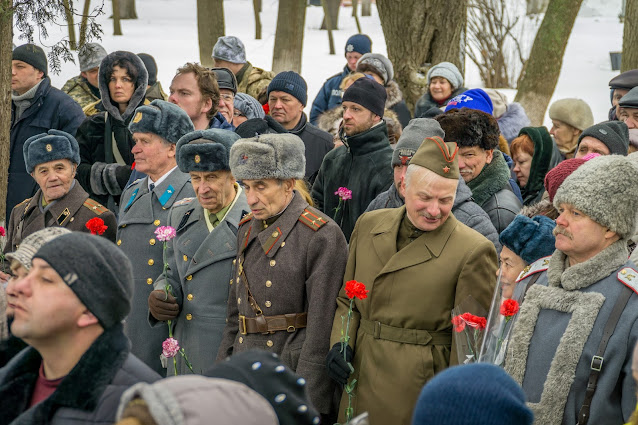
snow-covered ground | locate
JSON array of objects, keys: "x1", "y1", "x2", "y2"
[{"x1": 15, "y1": 0, "x2": 624, "y2": 127}]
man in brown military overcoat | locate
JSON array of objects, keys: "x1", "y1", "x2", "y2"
[
  {"x1": 326, "y1": 136, "x2": 498, "y2": 425},
  {"x1": 216, "y1": 133, "x2": 348, "y2": 422}
]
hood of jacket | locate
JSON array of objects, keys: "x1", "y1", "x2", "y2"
[
  {"x1": 98, "y1": 51, "x2": 149, "y2": 122},
  {"x1": 497, "y1": 102, "x2": 531, "y2": 143},
  {"x1": 385, "y1": 80, "x2": 404, "y2": 109}
]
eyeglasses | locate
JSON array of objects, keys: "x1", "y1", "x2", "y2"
[
  {"x1": 233, "y1": 110, "x2": 245, "y2": 117},
  {"x1": 221, "y1": 93, "x2": 234, "y2": 102}
]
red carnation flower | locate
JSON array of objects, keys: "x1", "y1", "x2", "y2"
[
  {"x1": 86, "y1": 217, "x2": 108, "y2": 236},
  {"x1": 500, "y1": 299, "x2": 520, "y2": 317},
  {"x1": 345, "y1": 280, "x2": 369, "y2": 300},
  {"x1": 0, "y1": 226, "x2": 5, "y2": 237}
]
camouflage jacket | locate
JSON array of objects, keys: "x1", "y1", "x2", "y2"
[
  {"x1": 61, "y1": 76, "x2": 100, "y2": 110},
  {"x1": 236, "y1": 62, "x2": 274, "y2": 103}
]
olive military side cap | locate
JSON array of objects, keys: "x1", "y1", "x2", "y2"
[{"x1": 409, "y1": 136, "x2": 459, "y2": 179}]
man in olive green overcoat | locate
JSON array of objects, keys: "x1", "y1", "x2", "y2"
[{"x1": 327, "y1": 134, "x2": 498, "y2": 425}]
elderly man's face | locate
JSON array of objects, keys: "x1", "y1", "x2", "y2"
[
  {"x1": 218, "y1": 89, "x2": 235, "y2": 124},
  {"x1": 242, "y1": 178, "x2": 294, "y2": 220},
  {"x1": 403, "y1": 166, "x2": 457, "y2": 231},
  {"x1": 131, "y1": 132, "x2": 176, "y2": 181},
  {"x1": 190, "y1": 170, "x2": 236, "y2": 214},
  {"x1": 268, "y1": 91, "x2": 304, "y2": 130},
  {"x1": 9, "y1": 258, "x2": 88, "y2": 346},
  {"x1": 575, "y1": 137, "x2": 611, "y2": 158},
  {"x1": 32, "y1": 159, "x2": 76, "y2": 204},
  {"x1": 497, "y1": 246, "x2": 527, "y2": 299},
  {"x1": 458, "y1": 146, "x2": 493, "y2": 183},
  {"x1": 554, "y1": 203, "x2": 619, "y2": 265}
]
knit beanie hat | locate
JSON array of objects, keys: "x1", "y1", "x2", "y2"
[
  {"x1": 342, "y1": 77, "x2": 387, "y2": 117},
  {"x1": 412, "y1": 363, "x2": 533, "y2": 425},
  {"x1": 206, "y1": 350, "x2": 320, "y2": 425},
  {"x1": 33, "y1": 233, "x2": 133, "y2": 329},
  {"x1": 137, "y1": 53, "x2": 158, "y2": 86},
  {"x1": 78, "y1": 43, "x2": 107, "y2": 72},
  {"x1": 392, "y1": 118, "x2": 445, "y2": 166},
  {"x1": 23, "y1": 129, "x2": 81, "y2": 173},
  {"x1": 176, "y1": 129, "x2": 240, "y2": 172},
  {"x1": 5, "y1": 227, "x2": 71, "y2": 271},
  {"x1": 543, "y1": 154, "x2": 599, "y2": 202},
  {"x1": 619, "y1": 86, "x2": 638, "y2": 109},
  {"x1": 499, "y1": 215, "x2": 556, "y2": 264},
  {"x1": 212, "y1": 35, "x2": 247, "y2": 64},
  {"x1": 230, "y1": 133, "x2": 305, "y2": 181},
  {"x1": 609, "y1": 69, "x2": 638, "y2": 90},
  {"x1": 548, "y1": 98, "x2": 594, "y2": 131},
  {"x1": 426, "y1": 62, "x2": 463, "y2": 90},
  {"x1": 356, "y1": 53, "x2": 394, "y2": 85},
  {"x1": 445, "y1": 88, "x2": 493, "y2": 115},
  {"x1": 345, "y1": 34, "x2": 372, "y2": 56},
  {"x1": 267, "y1": 71, "x2": 308, "y2": 106},
  {"x1": 484, "y1": 89, "x2": 508, "y2": 118},
  {"x1": 553, "y1": 155, "x2": 638, "y2": 239},
  {"x1": 234, "y1": 93, "x2": 265, "y2": 120},
  {"x1": 13, "y1": 44, "x2": 47, "y2": 76},
  {"x1": 212, "y1": 67, "x2": 238, "y2": 94},
  {"x1": 117, "y1": 376, "x2": 279, "y2": 425},
  {"x1": 577, "y1": 120, "x2": 629, "y2": 156},
  {"x1": 129, "y1": 99, "x2": 195, "y2": 144}
]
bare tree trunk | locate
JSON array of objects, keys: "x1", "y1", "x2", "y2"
[
  {"x1": 272, "y1": 0, "x2": 306, "y2": 74},
  {"x1": 62, "y1": 0, "x2": 77, "y2": 50},
  {"x1": 0, "y1": 0, "x2": 12, "y2": 221},
  {"x1": 526, "y1": 0, "x2": 550, "y2": 14},
  {"x1": 119, "y1": 0, "x2": 137, "y2": 19},
  {"x1": 352, "y1": 0, "x2": 362, "y2": 33},
  {"x1": 79, "y1": 0, "x2": 91, "y2": 47},
  {"x1": 253, "y1": 0, "x2": 262, "y2": 39},
  {"x1": 321, "y1": 0, "x2": 335, "y2": 54},
  {"x1": 514, "y1": 0, "x2": 584, "y2": 125},
  {"x1": 197, "y1": 0, "x2": 224, "y2": 68},
  {"x1": 113, "y1": 0, "x2": 122, "y2": 35},
  {"x1": 377, "y1": 0, "x2": 466, "y2": 113},
  {"x1": 361, "y1": 0, "x2": 371, "y2": 16},
  {"x1": 621, "y1": 0, "x2": 638, "y2": 72},
  {"x1": 320, "y1": 0, "x2": 340, "y2": 30}
]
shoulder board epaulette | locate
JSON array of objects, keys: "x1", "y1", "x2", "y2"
[
  {"x1": 15, "y1": 198, "x2": 31, "y2": 208},
  {"x1": 83, "y1": 198, "x2": 108, "y2": 215},
  {"x1": 516, "y1": 255, "x2": 551, "y2": 283},
  {"x1": 239, "y1": 212, "x2": 253, "y2": 226},
  {"x1": 618, "y1": 267, "x2": 638, "y2": 295},
  {"x1": 82, "y1": 100, "x2": 101, "y2": 117},
  {"x1": 298, "y1": 208, "x2": 328, "y2": 231},
  {"x1": 173, "y1": 197, "x2": 195, "y2": 207}
]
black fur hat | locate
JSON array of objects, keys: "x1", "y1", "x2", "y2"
[
  {"x1": 435, "y1": 108, "x2": 500, "y2": 151},
  {"x1": 176, "y1": 129, "x2": 240, "y2": 173}
]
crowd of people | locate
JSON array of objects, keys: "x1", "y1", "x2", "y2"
[{"x1": 2, "y1": 32, "x2": 638, "y2": 425}]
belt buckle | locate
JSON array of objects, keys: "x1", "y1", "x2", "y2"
[
  {"x1": 373, "y1": 321, "x2": 381, "y2": 339},
  {"x1": 239, "y1": 315, "x2": 247, "y2": 335},
  {"x1": 287, "y1": 325, "x2": 296, "y2": 333},
  {"x1": 591, "y1": 355, "x2": 603, "y2": 371}
]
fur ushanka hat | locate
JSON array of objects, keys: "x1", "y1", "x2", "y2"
[
  {"x1": 553, "y1": 155, "x2": 638, "y2": 240},
  {"x1": 230, "y1": 134, "x2": 305, "y2": 181},
  {"x1": 176, "y1": 129, "x2": 240, "y2": 173},
  {"x1": 23, "y1": 129, "x2": 81, "y2": 173},
  {"x1": 129, "y1": 100, "x2": 195, "y2": 144}
]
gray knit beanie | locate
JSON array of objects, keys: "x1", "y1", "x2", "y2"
[
  {"x1": 230, "y1": 134, "x2": 305, "y2": 181},
  {"x1": 33, "y1": 233, "x2": 133, "y2": 329},
  {"x1": 553, "y1": 155, "x2": 638, "y2": 240},
  {"x1": 5, "y1": 227, "x2": 71, "y2": 271},
  {"x1": 356, "y1": 53, "x2": 394, "y2": 85},
  {"x1": 78, "y1": 43, "x2": 107, "y2": 72},
  {"x1": 426, "y1": 62, "x2": 463, "y2": 90},
  {"x1": 548, "y1": 98, "x2": 594, "y2": 131},
  {"x1": 212, "y1": 36, "x2": 247, "y2": 64},
  {"x1": 234, "y1": 93, "x2": 265, "y2": 120},
  {"x1": 392, "y1": 118, "x2": 445, "y2": 166},
  {"x1": 577, "y1": 121, "x2": 629, "y2": 156}
]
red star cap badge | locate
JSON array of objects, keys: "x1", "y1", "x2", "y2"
[{"x1": 443, "y1": 166, "x2": 450, "y2": 173}]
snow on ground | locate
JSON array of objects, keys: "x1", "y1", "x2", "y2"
[{"x1": 15, "y1": 0, "x2": 624, "y2": 127}]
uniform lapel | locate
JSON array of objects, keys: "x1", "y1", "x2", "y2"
[
  {"x1": 257, "y1": 194, "x2": 307, "y2": 258},
  {"x1": 46, "y1": 181, "x2": 85, "y2": 227},
  {"x1": 371, "y1": 207, "x2": 404, "y2": 266}
]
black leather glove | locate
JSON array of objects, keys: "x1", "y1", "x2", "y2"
[
  {"x1": 326, "y1": 342, "x2": 354, "y2": 386},
  {"x1": 148, "y1": 290, "x2": 179, "y2": 321},
  {"x1": 114, "y1": 164, "x2": 133, "y2": 189}
]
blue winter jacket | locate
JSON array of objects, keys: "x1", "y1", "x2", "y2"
[
  {"x1": 8, "y1": 77, "x2": 85, "y2": 221},
  {"x1": 309, "y1": 65, "x2": 350, "y2": 125}
]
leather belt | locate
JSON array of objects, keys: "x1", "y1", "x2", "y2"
[
  {"x1": 239, "y1": 312, "x2": 307, "y2": 335},
  {"x1": 360, "y1": 318, "x2": 452, "y2": 346}
]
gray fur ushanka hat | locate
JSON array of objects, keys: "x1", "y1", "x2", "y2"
[
  {"x1": 230, "y1": 134, "x2": 306, "y2": 181},
  {"x1": 553, "y1": 155, "x2": 638, "y2": 239},
  {"x1": 129, "y1": 100, "x2": 195, "y2": 144},
  {"x1": 176, "y1": 129, "x2": 240, "y2": 173},
  {"x1": 23, "y1": 129, "x2": 81, "y2": 173}
]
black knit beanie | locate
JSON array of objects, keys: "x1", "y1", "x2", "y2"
[
  {"x1": 577, "y1": 120, "x2": 629, "y2": 156},
  {"x1": 342, "y1": 77, "x2": 387, "y2": 117},
  {"x1": 137, "y1": 53, "x2": 158, "y2": 85},
  {"x1": 267, "y1": 71, "x2": 308, "y2": 106},
  {"x1": 13, "y1": 44, "x2": 47, "y2": 76}
]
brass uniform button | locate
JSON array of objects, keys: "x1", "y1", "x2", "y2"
[
  {"x1": 237, "y1": 297, "x2": 241, "y2": 305},
  {"x1": 146, "y1": 278, "x2": 153, "y2": 285},
  {"x1": 121, "y1": 224, "x2": 127, "y2": 228},
  {"x1": 154, "y1": 219, "x2": 160, "y2": 226},
  {"x1": 272, "y1": 231, "x2": 279, "y2": 238},
  {"x1": 149, "y1": 239, "x2": 156, "y2": 246},
  {"x1": 183, "y1": 255, "x2": 188, "y2": 262},
  {"x1": 186, "y1": 313, "x2": 193, "y2": 320},
  {"x1": 148, "y1": 259, "x2": 154, "y2": 266},
  {"x1": 187, "y1": 294, "x2": 193, "y2": 301},
  {"x1": 233, "y1": 259, "x2": 236, "y2": 265},
  {"x1": 117, "y1": 240, "x2": 122, "y2": 246},
  {"x1": 281, "y1": 242, "x2": 285, "y2": 247},
  {"x1": 186, "y1": 275, "x2": 193, "y2": 281},
  {"x1": 270, "y1": 260, "x2": 276, "y2": 267},
  {"x1": 230, "y1": 279, "x2": 233, "y2": 285},
  {"x1": 266, "y1": 340, "x2": 273, "y2": 347},
  {"x1": 239, "y1": 337, "x2": 244, "y2": 344},
  {"x1": 266, "y1": 280, "x2": 272, "y2": 288},
  {"x1": 265, "y1": 301, "x2": 272, "y2": 308}
]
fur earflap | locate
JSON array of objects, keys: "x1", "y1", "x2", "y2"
[
  {"x1": 176, "y1": 129, "x2": 240, "y2": 172},
  {"x1": 229, "y1": 134, "x2": 305, "y2": 181}
]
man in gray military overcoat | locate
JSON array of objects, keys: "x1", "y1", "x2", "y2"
[
  {"x1": 216, "y1": 133, "x2": 348, "y2": 422},
  {"x1": 118, "y1": 100, "x2": 195, "y2": 374},
  {"x1": 148, "y1": 128, "x2": 250, "y2": 375}
]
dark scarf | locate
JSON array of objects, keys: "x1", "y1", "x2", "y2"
[
  {"x1": 519, "y1": 127, "x2": 558, "y2": 206},
  {"x1": 466, "y1": 150, "x2": 511, "y2": 206}
]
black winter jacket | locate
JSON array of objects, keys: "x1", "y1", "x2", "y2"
[{"x1": 289, "y1": 113, "x2": 334, "y2": 184}]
